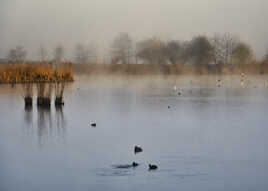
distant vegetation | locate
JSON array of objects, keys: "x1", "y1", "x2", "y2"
[
  {"x1": 1, "y1": 32, "x2": 268, "y2": 76},
  {"x1": 0, "y1": 62, "x2": 74, "y2": 84},
  {"x1": 74, "y1": 33, "x2": 268, "y2": 75}
]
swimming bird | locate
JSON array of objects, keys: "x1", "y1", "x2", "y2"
[
  {"x1": 134, "y1": 145, "x2": 143, "y2": 154},
  {"x1": 149, "y1": 164, "x2": 158, "y2": 170},
  {"x1": 132, "y1": 162, "x2": 139, "y2": 167},
  {"x1": 91, "y1": 123, "x2": 96, "y2": 127}
]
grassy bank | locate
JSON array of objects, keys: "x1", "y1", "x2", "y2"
[
  {"x1": 1, "y1": 61, "x2": 268, "y2": 85},
  {"x1": 0, "y1": 62, "x2": 74, "y2": 84},
  {"x1": 73, "y1": 62, "x2": 268, "y2": 75}
]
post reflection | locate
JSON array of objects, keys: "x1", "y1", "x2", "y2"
[
  {"x1": 23, "y1": 104, "x2": 67, "y2": 147},
  {"x1": 37, "y1": 106, "x2": 52, "y2": 146},
  {"x1": 55, "y1": 105, "x2": 66, "y2": 139},
  {"x1": 24, "y1": 105, "x2": 33, "y2": 125}
]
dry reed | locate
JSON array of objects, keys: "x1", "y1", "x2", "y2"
[{"x1": 0, "y1": 62, "x2": 74, "y2": 84}]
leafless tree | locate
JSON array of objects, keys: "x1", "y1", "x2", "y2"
[
  {"x1": 74, "y1": 44, "x2": 96, "y2": 64},
  {"x1": 210, "y1": 33, "x2": 239, "y2": 65},
  {"x1": 38, "y1": 45, "x2": 48, "y2": 62},
  {"x1": 188, "y1": 36, "x2": 214, "y2": 66},
  {"x1": 263, "y1": 50, "x2": 268, "y2": 62},
  {"x1": 54, "y1": 45, "x2": 64, "y2": 62},
  {"x1": 232, "y1": 42, "x2": 253, "y2": 65},
  {"x1": 136, "y1": 38, "x2": 166, "y2": 64},
  {"x1": 111, "y1": 33, "x2": 133, "y2": 64},
  {"x1": 164, "y1": 41, "x2": 183, "y2": 65},
  {"x1": 7, "y1": 46, "x2": 27, "y2": 62}
]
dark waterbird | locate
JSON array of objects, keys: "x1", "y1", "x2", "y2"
[
  {"x1": 148, "y1": 164, "x2": 158, "y2": 170},
  {"x1": 91, "y1": 123, "x2": 96, "y2": 127},
  {"x1": 134, "y1": 145, "x2": 143, "y2": 154}
]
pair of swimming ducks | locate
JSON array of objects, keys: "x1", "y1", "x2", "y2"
[{"x1": 133, "y1": 146, "x2": 158, "y2": 170}]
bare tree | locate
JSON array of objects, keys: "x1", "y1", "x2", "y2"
[
  {"x1": 164, "y1": 41, "x2": 183, "y2": 65},
  {"x1": 111, "y1": 33, "x2": 133, "y2": 64},
  {"x1": 7, "y1": 46, "x2": 27, "y2": 62},
  {"x1": 188, "y1": 36, "x2": 214, "y2": 66},
  {"x1": 74, "y1": 44, "x2": 95, "y2": 64},
  {"x1": 136, "y1": 38, "x2": 166, "y2": 64},
  {"x1": 210, "y1": 33, "x2": 238, "y2": 65},
  {"x1": 37, "y1": 45, "x2": 48, "y2": 62},
  {"x1": 54, "y1": 45, "x2": 64, "y2": 62},
  {"x1": 232, "y1": 42, "x2": 253, "y2": 65},
  {"x1": 263, "y1": 50, "x2": 268, "y2": 62}
]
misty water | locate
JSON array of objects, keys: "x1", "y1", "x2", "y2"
[{"x1": 1, "y1": 75, "x2": 268, "y2": 191}]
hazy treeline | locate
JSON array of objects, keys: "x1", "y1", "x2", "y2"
[
  {"x1": 2, "y1": 32, "x2": 268, "y2": 75},
  {"x1": 110, "y1": 33, "x2": 258, "y2": 66}
]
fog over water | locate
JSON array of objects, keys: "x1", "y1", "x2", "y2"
[
  {"x1": 1, "y1": 75, "x2": 268, "y2": 191},
  {"x1": 0, "y1": 0, "x2": 268, "y2": 59}
]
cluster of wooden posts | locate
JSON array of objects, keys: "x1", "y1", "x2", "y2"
[{"x1": 23, "y1": 82, "x2": 65, "y2": 108}]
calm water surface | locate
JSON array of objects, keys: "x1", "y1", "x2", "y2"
[{"x1": 0, "y1": 75, "x2": 268, "y2": 191}]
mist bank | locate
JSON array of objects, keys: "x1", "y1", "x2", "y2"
[
  {"x1": 73, "y1": 61, "x2": 268, "y2": 76},
  {"x1": 2, "y1": 33, "x2": 268, "y2": 64}
]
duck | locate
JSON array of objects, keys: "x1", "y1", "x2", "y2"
[
  {"x1": 132, "y1": 162, "x2": 139, "y2": 167},
  {"x1": 134, "y1": 145, "x2": 143, "y2": 154},
  {"x1": 91, "y1": 123, "x2": 96, "y2": 127},
  {"x1": 148, "y1": 164, "x2": 158, "y2": 170}
]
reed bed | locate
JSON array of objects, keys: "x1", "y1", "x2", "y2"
[
  {"x1": 73, "y1": 62, "x2": 268, "y2": 75},
  {"x1": 0, "y1": 62, "x2": 74, "y2": 84},
  {"x1": 37, "y1": 83, "x2": 53, "y2": 108}
]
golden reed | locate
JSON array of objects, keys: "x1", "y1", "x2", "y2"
[{"x1": 0, "y1": 62, "x2": 74, "y2": 84}]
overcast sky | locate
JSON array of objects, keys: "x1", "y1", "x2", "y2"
[{"x1": 0, "y1": 0, "x2": 268, "y2": 59}]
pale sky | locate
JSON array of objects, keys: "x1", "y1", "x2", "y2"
[{"x1": 0, "y1": 0, "x2": 268, "y2": 59}]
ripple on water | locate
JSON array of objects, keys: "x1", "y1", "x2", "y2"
[
  {"x1": 173, "y1": 172, "x2": 208, "y2": 179},
  {"x1": 94, "y1": 165, "x2": 136, "y2": 177}
]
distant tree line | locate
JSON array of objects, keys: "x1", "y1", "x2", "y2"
[
  {"x1": 5, "y1": 32, "x2": 268, "y2": 68},
  {"x1": 110, "y1": 33, "x2": 257, "y2": 67},
  {"x1": 6, "y1": 44, "x2": 97, "y2": 64}
]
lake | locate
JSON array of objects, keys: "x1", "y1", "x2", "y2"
[{"x1": 0, "y1": 75, "x2": 268, "y2": 191}]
